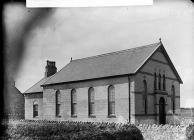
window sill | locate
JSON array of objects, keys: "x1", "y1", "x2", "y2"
[
  {"x1": 71, "y1": 115, "x2": 77, "y2": 118},
  {"x1": 108, "y1": 114, "x2": 116, "y2": 118},
  {"x1": 56, "y1": 115, "x2": 61, "y2": 118},
  {"x1": 88, "y1": 115, "x2": 96, "y2": 118},
  {"x1": 33, "y1": 116, "x2": 38, "y2": 118}
]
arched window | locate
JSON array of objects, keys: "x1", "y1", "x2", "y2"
[
  {"x1": 56, "y1": 90, "x2": 61, "y2": 116},
  {"x1": 71, "y1": 89, "x2": 77, "y2": 116},
  {"x1": 154, "y1": 73, "x2": 157, "y2": 90},
  {"x1": 108, "y1": 85, "x2": 115, "y2": 116},
  {"x1": 158, "y1": 74, "x2": 161, "y2": 90},
  {"x1": 163, "y1": 74, "x2": 166, "y2": 91},
  {"x1": 143, "y1": 80, "x2": 147, "y2": 114},
  {"x1": 171, "y1": 85, "x2": 175, "y2": 113},
  {"x1": 88, "y1": 87, "x2": 95, "y2": 116},
  {"x1": 33, "y1": 101, "x2": 38, "y2": 118}
]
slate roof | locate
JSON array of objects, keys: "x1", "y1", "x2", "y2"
[
  {"x1": 24, "y1": 41, "x2": 183, "y2": 94},
  {"x1": 43, "y1": 42, "x2": 162, "y2": 86},
  {"x1": 24, "y1": 76, "x2": 51, "y2": 94}
]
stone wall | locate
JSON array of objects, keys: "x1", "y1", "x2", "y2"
[
  {"x1": 43, "y1": 76, "x2": 129, "y2": 122},
  {"x1": 133, "y1": 50, "x2": 181, "y2": 124},
  {"x1": 24, "y1": 48, "x2": 181, "y2": 124},
  {"x1": 24, "y1": 93, "x2": 43, "y2": 120}
]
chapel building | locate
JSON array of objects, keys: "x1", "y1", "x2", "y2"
[{"x1": 24, "y1": 40, "x2": 182, "y2": 124}]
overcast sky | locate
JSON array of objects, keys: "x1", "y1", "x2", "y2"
[{"x1": 4, "y1": 0, "x2": 194, "y2": 107}]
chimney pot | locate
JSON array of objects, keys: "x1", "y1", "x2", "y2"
[{"x1": 45, "y1": 60, "x2": 57, "y2": 77}]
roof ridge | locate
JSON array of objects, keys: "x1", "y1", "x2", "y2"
[{"x1": 72, "y1": 42, "x2": 161, "y2": 63}]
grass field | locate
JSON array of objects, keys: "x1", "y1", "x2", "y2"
[
  {"x1": 1, "y1": 119, "x2": 143, "y2": 140},
  {"x1": 1, "y1": 118, "x2": 194, "y2": 140}
]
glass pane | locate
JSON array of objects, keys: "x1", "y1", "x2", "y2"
[
  {"x1": 72, "y1": 93, "x2": 77, "y2": 103},
  {"x1": 57, "y1": 93, "x2": 61, "y2": 103},
  {"x1": 159, "y1": 75, "x2": 161, "y2": 90},
  {"x1": 91, "y1": 93, "x2": 95, "y2": 102},
  {"x1": 112, "y1": 102, "x2": 115, "y2": 114},
  {"x1": 108, "y1": 87, "x2": 114, "y2": 101},
  {"x1": 89, "y1": 88, "x2": 94, "y2": 102},
  {"x1": 56, "y1": 104, "x2": 60, "y2": 116},
  {"x1": 72, "y1": 103, "x2": 77, "y2": 115},
  {"x1": 35, "y1": 105, "x2": 38, "y2": 111},
  {"x1": 72, "y1": 104, "x2": 74, "y2": 115},
  {"x1": 109, "y1": 102, "x2": 115, "y2": 115},
  {"x1": 112, "y1": 90, "x2": 115, "y2": 101},
  {"x1": 33, "y1": 105, "x2": 38, "y2": 117},
  {"x1": 89, "y1": 92, "x2": 91, "y2": 102},
  {"x1": 89, "y1": 103, "x2": 95, "y2": 115},
  {"x1": 34, "y1": 111, "x2": 38, "y2": 117},
  {"x1": 92, "y1": 103, "x2": 95, "y2": 114},
  {"x1": 163, "y1": 75, "x2": 166, "y2": 90},
  {"x1": 109, "y1": 103, "x2": 112, "y2": 115},
  {"x1": 108, "y1": 92, "x2": 111, "y2": 101},
  {"x1": 89, "y1": 104, "x2": 92, "y2": 115}
]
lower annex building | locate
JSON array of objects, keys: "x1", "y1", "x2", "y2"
[{"x1": 24, "y1": 40, "x2": 182, "y2": 124}]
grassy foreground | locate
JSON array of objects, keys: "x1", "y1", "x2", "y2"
[
  {"x1": 1, "y1": 119, "x2": 194, "y2": 140},
  {"x1": 1, "y1": 120, "x2": 143, "y2": 140}
]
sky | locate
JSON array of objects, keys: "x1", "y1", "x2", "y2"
[{"x1": 4, "y1": 0, "x2": 194, "y2": 107}]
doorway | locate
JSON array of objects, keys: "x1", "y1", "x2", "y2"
[{"x1": 159, "y1": 97, "x2": 166, "y2": 124}]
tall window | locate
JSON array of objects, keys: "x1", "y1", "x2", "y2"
[
  {"x1": 171, "y1": 85, "x2": 175, "y2": 113},
  {"x1": 71, "y1": 89, "x2": 77, "y2": 116},
  {"x1": 154, "y1": 73, "x2": 157, "y2": 90},
  {"x1": 56, "y1": 90, "x2": 61, "y2": 116},
  {"x1": 158, "y1": 74, "x2": 161, "y2": 90},
  {"x1": 108, "y1": 85, "x2": 115, "y2": 116},
  {"x1": 163, "y1": 74, "x2": 166, "y2": 91},
  {"x1": 88, "y1": 87, "x2": 95, "y2": 116},
  {"x1": 143, "y1": 80, "x2": 147, "y2": 114},
  {"x1": 33, "y1": 101, "x2": 38, "y2": 118}
]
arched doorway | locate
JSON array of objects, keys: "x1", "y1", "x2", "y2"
[{"x1": 159, "y1": 97, "x2": 166, "y2": 124}]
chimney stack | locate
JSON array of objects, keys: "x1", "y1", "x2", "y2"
[{"x1": 45, "y1": 60, "x2": 57, "y2": 77}]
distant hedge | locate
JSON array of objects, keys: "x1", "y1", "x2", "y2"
[
  {"x1": 1, "y1": 120, "x2": 144, "y2": 140},
  {"x1": 186, "y1": 124, "x2": 194, "y2": 140}
]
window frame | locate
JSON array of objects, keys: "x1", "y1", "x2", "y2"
[
  {"x1": 71, "y1": 89, "x2": 77, "y2": 117},
  {"x1": 158, "y1": 74, "x2": 161, "y2": 90},
  {"x1": 56, "y1": 90, "x2": 61, "y2": 117},
  {"x1": 88, "y1": 87, "x2": 95, "y2": 117},
  {"x1": 108, "y1": 85, "x2": 116, "y2": 117},
  {"x1": 143, "y1": 80, "x2": 147, "y2": 114},
  {"x1": 154, "y1": 73, "x2": 157, "y2": 90},
  {"x1": 171, "y1": 85, "x2": 176, "y2": 114},
  {"x1": 33, "y1": 101, "x2": 38, "y2": 118},
  {"x1": 163, "y1": 74, "x2": 166, "y2": 91}
]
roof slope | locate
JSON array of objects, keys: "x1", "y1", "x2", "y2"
[
  {"x1": 43, "y1": 42, "x2": 161, "y2": 85},
  {"x1": 24, "y1": 76, "x2": 51, "y2": 94}
]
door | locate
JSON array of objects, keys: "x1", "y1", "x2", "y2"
[{"x1": 159, "y1": 97, "x2": 166, "y2": 124}]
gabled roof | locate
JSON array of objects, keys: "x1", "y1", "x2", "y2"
[
  {"x1": 43, "y1": 42, "x2": 164, "y2": 86},
  {"x1": 25, "y1": 41, "x2": 183, "y2": 93},
  {"x1": 156, "y1": 44, "x2": 183, "y2": 83},
  {"x1": 24, "y1": 76, "x2": 51, "y2": 94}
]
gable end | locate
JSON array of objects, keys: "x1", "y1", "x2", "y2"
[{"x1": 135, "y1": 43, "x2": 183, "y2": 84}]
